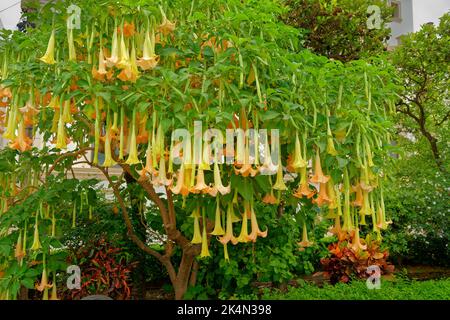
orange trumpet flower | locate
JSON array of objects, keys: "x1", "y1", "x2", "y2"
[{"x1": 310, "y1": 149, "x2": 330, "y2": 184}]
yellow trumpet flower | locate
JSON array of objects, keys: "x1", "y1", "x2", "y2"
[
  {"x1": 272, "y1": 157, "x2": 287, "y2": 191},
  {"x1": 117, "y1": 29, "x2": 130, "y2": 69},
  {"x1": 30, "y1": 214, "x2": 42, "y2": 251},
  {"x1": 50, "y1": 273, "x2": 59, "y2": 300},
  {"x1": 102, "y1": 125, "x2": 117, "y2": 168},
  {"x1": 67, "y1": 27, "x2": 77, "y2": 61},
  {"x1": 247, "y1": 201, "x2": 268, "y2": 242},
  {"x1": 39, "y1": 29, "x2": 56, "y2": 64},
  {"x1": 236, "y1": 207, "x2": 250, "y2": 243},
  {"x1": 326, "y1": 114, "x2": 338, "y2": 156},
  {"x1": 55, "y1": 114, "x2": 68, "y2": 150},
  {"x1": 106, "y1": 26, "x2": 119, "y2": 67},
  {"x1": 192, "y1": 165, "x2": 210, "y2": 194},
  {"x1": 211, "y1": 159, "x2": 231, "y2": 195},
  {"x1": 125, "y1": 113, "x2": 140, "y2": 165},
  {"x1": 171, "y1": 164, "x2": 189, "y2": 196},
  {"x1": 219, "y1": 204, "x2": 238, "y2": 245},
  {"x1": 298, "y1": 223, "x2": 314, "y2": 249},
  {"x1": 152, "y1": 154, "x2": 172, "y2": 187},
  {"x1": 200, "y1": 210, "x2": 211, "y2": 258},
  {"x1": 310, "y1": 149, "x2": 330, "y2": 184},
  {"x1": 190, "y1": 208, "x2": 202, "y2": 244},
  {"x1": 292, "y1": 132, "x2": 307, "y2": 170},
  {"x1": 138, "y1": 27, "x2": 160, "y2": 70},
  {"x1": 210, "y1": 198, "x2": 225, "y2": 236}
]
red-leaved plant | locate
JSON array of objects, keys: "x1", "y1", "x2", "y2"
[
  {"x1": 63, "y1": 239, "x2": 137, "y2": 300},
  {"x1": 318, "y1": 232, "x2": 395, "y2": 284}
]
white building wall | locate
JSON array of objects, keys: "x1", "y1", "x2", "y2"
[
  {"x1": 412, "y1": 0, "x2": 450, "y2": 31},
  {"x1": 389, "y1": 0, "x2": 450, "y2": 47},
  {"x1": 0, "y1": 0, "x2": 21, "y2": 30}
]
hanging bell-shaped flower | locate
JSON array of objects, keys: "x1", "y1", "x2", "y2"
[
  {"x1": 30, "y1": 215, "x2": 42, "y2": 251},
  {"x1": 310, "y1": 148, "x2": 330, "y2": 184},
  {"x1": 200, "y1": 210, "x2": 211, "y2": 258},
  {"x1": 272, "y1": 156, "x2": 287, "y2": 191},
  {"x1": 292, "y1": 132, "x2": 307, "y2": 170},
  {"x1": 102, "y1": 123, "x2": 117, "y2": 168},
  {"x1": 190, "y1": 208, "x2": 202, "y2": 244},
  {"x1": 298, "y1": 222, "x2": 314, "y2": 249},
  {"x1": 158, "y1": 6, "x2": 176, "y2": 35},
  {"x1": 39, "y1": 29, "x2": 56, "y2": 64},
  {"x1": 246, "y1": 201, "x2": 268, "y2": 242},
  {"x1": 219, "y1": 204, "x2": 238, "y2": 245},
  {"x1": 210, "y1": 198, "x2": 225, "y2": 236},
  {"x1": 211, "y1": 158, "x2": 231, "y2": 195},
  {"x1": 106, "y1": 25, "x2": 119, "y2": 67},
  {"x1": 125, "y1": 113, "x2": 140, "y2": 165},
  {"x1": 138, "y1": 25, "x2": 159, "y2": 70}
]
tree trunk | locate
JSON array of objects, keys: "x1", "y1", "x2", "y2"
[{"x1": 173, "y1": 249, "x2": 196, "y2": 300}]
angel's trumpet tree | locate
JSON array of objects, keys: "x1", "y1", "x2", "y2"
[
  {"x1": 247, "y1": 201, "x2": 268, "y2": 242},
  {"x1": 219, "y1": 204, "x2": 238, "y2": 245},
  {"x1": 310, "y1": 149, "x2": 330, "y2": 184}
]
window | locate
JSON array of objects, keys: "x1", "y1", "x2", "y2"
[{"x1": 391, "y1": 1, "x2": 402, "y2": 22}]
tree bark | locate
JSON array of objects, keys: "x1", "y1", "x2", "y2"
[{"x1": 92, "y1": 162, "x2": 200, "y2": 300}]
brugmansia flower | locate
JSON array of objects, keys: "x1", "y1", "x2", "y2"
[
  {"x1": 30, "y1": 214, "x2": 42, "y2": 251},
  {"x1": 67, "y1": 27, "x2": 77, "y2": 61},
  {"x1": 292, "y1": 132, "x2": 307, "y2": 170},
  {"x1": 158, "y1": 6, "x2": 176, "y2": 35},
  {"x1": 171, "y1": 164, "x2": 189, "y2": 196},
  {"x1": 310, "y1": 149, "x2": 330, "y2": 184},
  {"x1": 35, "y1": 265, "x2": 53, "y2": 292},
  {"x1": 14, "y1": 230, "x2": 25, "y2": 264},
  {"x1": 9, "y1": 119, "x2": 32, "y2": 152},
  {"x1": 247, "y1": 201, "x2": 268, "y2": 242},
  {"x1": 342, "y1": 169, "x2": 354, "y2": 232},
  {"x1": 219, "y1": 204, "x2": 238, "y2": 245},
  {"x1": 55, "y1": 114, "x2": 68, "y2": 150},
  {"x1": 236, "y1": 205, "x2": 250, "y2": 243},
  {"x1": 92, "y1": 47, "x2": 108, "y2": 81},
  {"x1": 211, "y1": 159, "x2": 231, "y2": 195},
  {"x1": 351, "y1": 184, "x2": 364, "y2": 207},
  {"x1": 50, "y1": 273, "x2": 59, "y2": 300},
  {"x1": 298, "y1": 223, "x2": 314, "y2": 249},
  {"x1": 313, "y1": 183, "x2": 330, "y2": 207},
  {"x1": 200, "y1": 210, "x2": 210, "y2": 258},
  {"x1": 272, "y1": 156, "x2": 287, "y2": 191},
  {"x1": 326, "y1": 114, "x2": 338, "y2": 156},
  {"x1": 259, "y1": 135, "x2": 278, "y2": 175},
  {"x1": 293, "y1": 167, "x2": 315, "y2": 199},
  {"x1": 106, "y1": 25, "x2": 119, "y2": 67},
  {"x1": 117, "y1": 29, "x2": 130, "y2": 69},
  {"x1": 152, "y1": 154, "x2": 172, "y2": 187},
  {"x1": 39, "y1": 29, "x2": 56, "y2": 64},
  {"x1": 350, "y1": 227, "x2": 367, "y2": 252},
  {"x1": 125, "y1": 113, "x2": 140, "y2": 165},
  {"x1": 192, "y1": 165, "x2": 210, "y2": 194},
  {"x1": 210, "y1": 198, "x2": 225, "y2": 236},
  {"x1": 101, "y1": 124, "x2": 117, "y2": 167},
  {"x1": 262, "y1": 186, "x2": 278, "y2": 205},
  {"x1": 190, "y1": 208, "x2": 202, "y2": 244},
  {"x1": 138, "y1": 26, "x2": 159, "y2": 70}
]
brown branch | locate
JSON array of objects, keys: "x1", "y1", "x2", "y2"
[
  {"x1": 90, "y1": 161, "x2": 177, "y2": 284},
  {"x1": 46, "y1": 147, "x2": 94, "y2": 178}
]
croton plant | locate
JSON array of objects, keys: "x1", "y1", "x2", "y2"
[{"x1": 0, "y1": 0, "x2": 397, "y2": 299}]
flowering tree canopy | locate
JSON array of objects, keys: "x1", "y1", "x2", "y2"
[{"x1": 0, "y1": 0, "x2": 398, "y2": 299}]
